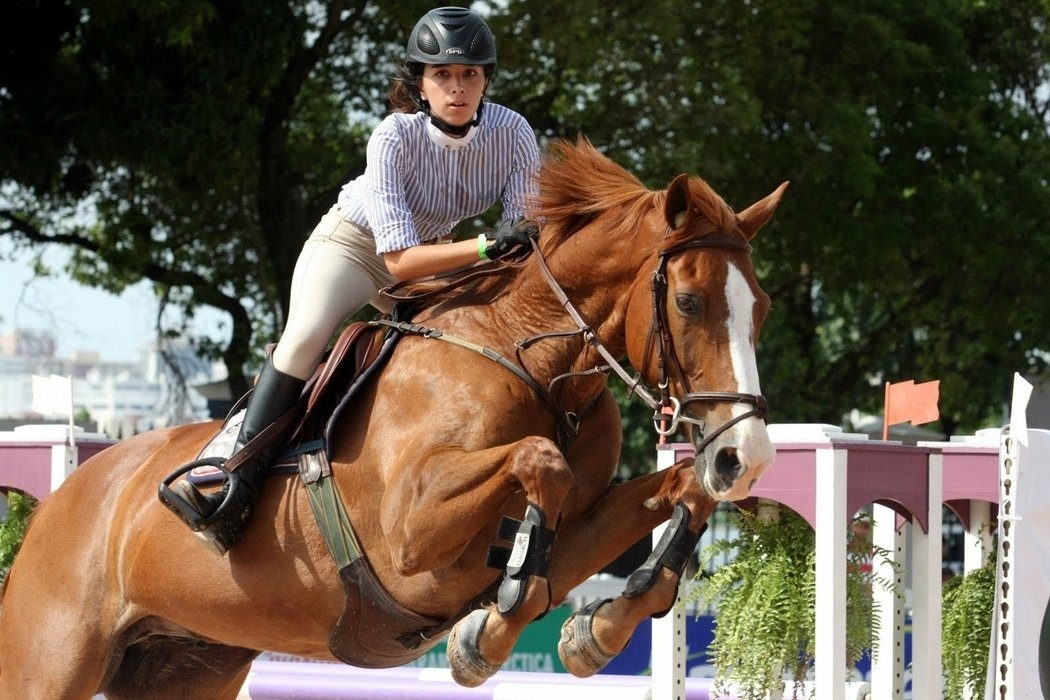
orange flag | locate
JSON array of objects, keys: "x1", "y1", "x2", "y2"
[{"x1": 883, "y1": 379, "x2": 940, "y2": 439}]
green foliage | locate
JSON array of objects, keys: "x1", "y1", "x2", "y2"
[
  {"x1": 689, "y1": 507, "x2": 893, "y2": 700},
  {"x1": 0, "y1": 492, "x2": 37, "y2": 584},
  {"x1": 2, "y1": 0, "x2": 1048, "y2": 425},
  {"x1": 943, "y1": 558, "x2": 996, "y2": 698},
  {"x1": 0, "y1": 0, "x2": 424, "y2": 393},
  {"x1": 496, "y1": 0, "x2": 1050, "y2": 432}
]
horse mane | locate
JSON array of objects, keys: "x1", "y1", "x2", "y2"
[
  {"x1": 529, "y1": 136, "x2": 661, "y2": 255},
  {"x1": 533, "y1": 136, "x2": 740, "y2": 254},
  {"x1": 393, "y1": 138, "x2": 740, "y2": 311}
]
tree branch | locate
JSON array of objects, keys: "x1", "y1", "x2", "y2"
[{"x1": 1, "y1": 210, "x2": 101, "y2": 252}]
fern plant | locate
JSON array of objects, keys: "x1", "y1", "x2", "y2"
[
  {"x1": 689, "y1": 505, "x2": 893, "y2": 700},
  {"x1": 942, "y1": 557, "x2": 995, "y2": 698},
  {"x1": 0, "y1": 491, "x2": 37, "y2": 584}
]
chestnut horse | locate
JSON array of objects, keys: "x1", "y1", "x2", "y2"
[{"x1": 0, "y1": 138, "x2": 785, "y2": 699}]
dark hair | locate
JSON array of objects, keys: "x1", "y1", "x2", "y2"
[
  {"x1": 388, "y1": 62, "x2": 425, "y2": 114},
  {"x1": 386, "y1": 61, "x2": 495, "y2": 115}
]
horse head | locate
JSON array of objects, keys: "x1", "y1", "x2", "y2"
[{"x1": 625, "y1": 173, "x2": 787, "y2": 501}]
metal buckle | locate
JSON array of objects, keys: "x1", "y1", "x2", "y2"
[{"x1": 298, "y1": 450, "x2": 331, "y2": 485}]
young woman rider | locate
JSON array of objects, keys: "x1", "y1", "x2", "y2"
[{"x1": 168, "y1": 6, "x2": 541, "y2": 553}]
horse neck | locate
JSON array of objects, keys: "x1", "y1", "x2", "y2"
[{"x1": 495, "y1": 216, "x2": 660, "y2": 395}]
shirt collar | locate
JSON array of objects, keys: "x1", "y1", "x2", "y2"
[{"x1": 426, "y1": 118, "x2": 479, "y2": 150}]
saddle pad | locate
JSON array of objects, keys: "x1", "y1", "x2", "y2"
[{"x1": 186, "y1": 411, "x2": 245, "y2": 484}]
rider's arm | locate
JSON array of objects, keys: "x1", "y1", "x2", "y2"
[
  {"x1": 364, "y1": 122, "x2": 426, "y2": 255},
  {"x1": 365, "y1": 121, "x2": 487, "y2": 279},
  {"x1": 382, "y1": 239, "x2": 484, "y2": 281}
]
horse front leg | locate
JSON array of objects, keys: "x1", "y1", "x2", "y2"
[
  {"x1": 549, "y1": 460, "x2": 717, "y2": 677},
  {"x1": 379, "y1": 436, "x2": 574, "y2": 687}
]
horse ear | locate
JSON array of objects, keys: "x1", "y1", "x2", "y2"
[
  {"x1": 664, "y1": 174, "x2": 692, "y2": 229},
  {"x1": 737, "y1": 181, "x2": 789, "y2": 240}
]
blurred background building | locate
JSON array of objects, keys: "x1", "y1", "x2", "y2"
[{"x1": 0, "y1": 328, "x2": 220, "y2": 437}]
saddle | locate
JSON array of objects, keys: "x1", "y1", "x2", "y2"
[{"x1": 188, "y1": 320, "x2": 391, "y2": 483}]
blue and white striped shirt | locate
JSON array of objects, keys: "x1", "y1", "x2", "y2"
[{"x1": 337, "y1": 103, "x2": 540, "y2": 255}]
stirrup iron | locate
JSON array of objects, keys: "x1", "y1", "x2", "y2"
[{"x1": 158, "y1": 457, "x2": 248, "y2": 532}]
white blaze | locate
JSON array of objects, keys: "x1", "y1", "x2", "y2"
[
  {"x1": 725, "y1": 262, "x2": 762, "y2": 405},
  {"x1": 720, "y1": 261, "x2": 776, "y2": 482}
]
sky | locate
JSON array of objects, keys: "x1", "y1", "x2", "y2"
[{"x1": 0, "y1": 245, "x2": 226, "y2": 363}]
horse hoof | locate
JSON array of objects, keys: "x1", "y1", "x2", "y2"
[
  {"x1": 447, "y1": 609, "x2": 501, "y2": 688},
  {"x1": 558, "y1": 598, "x2": 618, "y2": 677}
]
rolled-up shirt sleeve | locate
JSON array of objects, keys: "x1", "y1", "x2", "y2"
[
  {"x1": 500, "y1": 120, "x2": 540, "y2": 223},
  {"x1": 364, "y1": 123, "x2": 422, "y2": 254}
]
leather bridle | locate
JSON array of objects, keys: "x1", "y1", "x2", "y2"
[{"x1": 528, "y1": 233, "x2": 768, "y2": 454}]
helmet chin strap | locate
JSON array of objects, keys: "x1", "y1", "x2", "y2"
[{"x1": 420, "y1": 99, "x2": 485, "y2": 137}]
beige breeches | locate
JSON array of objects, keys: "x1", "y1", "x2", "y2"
[{"x1": 271, "y1": 206, "x2": 395, "y2": 380}]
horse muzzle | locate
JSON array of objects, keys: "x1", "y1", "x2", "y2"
[{"x1": 691, "y1": 419, "x2": 775, "y2": 501}]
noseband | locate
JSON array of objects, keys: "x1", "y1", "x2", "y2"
[{"x1": 531, "y1": 234, "x2": 768, "y2": 454}]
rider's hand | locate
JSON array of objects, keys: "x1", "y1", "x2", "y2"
[{"x1": 486, "y1": 218, "x2": 539, "y2": 260}]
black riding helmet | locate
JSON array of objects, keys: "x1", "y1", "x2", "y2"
[
  {"x1": 407, "y1": 7, "x2": 497, "y2": 67},
  {"x1": 405, "y1": 7, "x2": 496, "y2": 136}
]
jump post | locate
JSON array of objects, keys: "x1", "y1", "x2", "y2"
[{"x1": 653, "y1": 421, "x2": 1036, "y2": 700}]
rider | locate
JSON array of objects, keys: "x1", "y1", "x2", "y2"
[{"x1": 169, "y1": 6, "x2": 541, "y2": 553}]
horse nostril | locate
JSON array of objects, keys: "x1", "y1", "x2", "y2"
[{"x1": 714, "y1": 447, "x2": 746, "y2": 482}]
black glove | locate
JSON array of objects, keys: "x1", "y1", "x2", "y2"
[{"x1": 486, "y1": 218, "x2": 539, "y2": 260}]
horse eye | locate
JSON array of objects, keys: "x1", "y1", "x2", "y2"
[{"x1": 675, "y1": 293, "x2": 700, "y2": 316}]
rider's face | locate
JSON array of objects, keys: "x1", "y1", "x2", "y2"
[{"x1": 419, "y1": 64, "x2": 487, "y2": 129}]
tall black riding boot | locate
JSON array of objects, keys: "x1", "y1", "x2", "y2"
[{"x1": 174, "y1": 358, "x2": 305, "y2": 554}]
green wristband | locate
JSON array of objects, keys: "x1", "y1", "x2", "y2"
[{"x1": 477, "y1": 233, "x2": 489, "y2": 260}]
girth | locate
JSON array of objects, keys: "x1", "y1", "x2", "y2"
[
  {"x1": 297, "y1": 434, "x2": 498, "y2": 666},
  {"x1": 287, "y1": 317, "x2": 500, "y2": 666},
  {"x1": 328, "y1": 556, "x2": 498, "y2": 667}
]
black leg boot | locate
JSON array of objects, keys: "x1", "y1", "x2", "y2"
[{"x1": 174, "y1": 358, "x2": 305, "y2": 554}]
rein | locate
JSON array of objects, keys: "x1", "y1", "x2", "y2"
[{"x1": 369, "y1": 317, "x2": 584, "y2": 449}]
